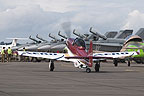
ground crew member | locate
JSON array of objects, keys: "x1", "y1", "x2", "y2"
[
  {"x1": 1, "y1": 47, "x2": 5, "y2": 62},
  {"x1": 23, "y1": 47, "x2": 26, "y2": 52},
  {"x1": 7, "y1": 47, "x2": 12, "y2": 62},
  {"x1": 21, "y1": 47, "x2": 26, "y2": 61}
]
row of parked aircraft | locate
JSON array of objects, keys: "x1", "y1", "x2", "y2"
[
  {"x1": 17, "y1": 37, "x2": 139, "y2": 73},
  {"x1": 1, "y1": 27, "x2": 144, "y2": 73}
]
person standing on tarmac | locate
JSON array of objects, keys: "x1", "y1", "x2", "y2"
[
  {"x1": 23, "y1": 47, "x2": 26, "y2": 52},
  {"x1": 21, "y1": 47, "x2": 26, "y2": 61},
  {"x1": 7, "y1": 47, "x2": 12, "y2": 62},
  {"x1": 1, "y1": 47, "x2": 6, "y2": 62}
]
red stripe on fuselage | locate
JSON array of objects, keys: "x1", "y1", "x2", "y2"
[{"x1": 66, "y1": 38, "x2": 92, "y2": 67}]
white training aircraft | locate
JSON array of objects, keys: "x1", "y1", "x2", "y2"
[
  {"x1": 18, "y1": 38, "x2": 138, "y2": 73},
  {"x1": 0, "y1": 38, "x2": 27, "y2": 51}
]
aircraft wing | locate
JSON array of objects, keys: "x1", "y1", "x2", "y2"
[
  {"x1": 93, "y1": 51, "x2": 138, "y2": 59},
  {"x1": 17, "y1": 51, "x2": 72, "y2": 61},
  {"x1": 17, "y1": 51, "x2": 138, "y2": 62},
  {"x1": 18, "y1": 51, "x2": 110, "y2": 62},
  {"x1": 65, "y1": 56, "x2": 111, "y2": 59},
  {"x1": 65, "y1": 51, "x2": 138, "y2": 59}
]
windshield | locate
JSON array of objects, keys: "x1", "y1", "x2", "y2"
[{"x1": 74, "y1": 38, "x2": 86, "y2": 48}]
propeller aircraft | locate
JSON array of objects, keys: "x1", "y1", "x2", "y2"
[{"x1": 17, "y1": 37, "x2": 138, "y2": 73}]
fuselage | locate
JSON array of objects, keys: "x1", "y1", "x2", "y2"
[
  {"x1": 66, "y1": 38, "x2": 87, "y2": 56},
  {"x1": 120, "y1": 41, "x2": 144, "y2": 63},
  {"x1": 66, "y1": 38, "x2": 91, "y2": 67},
  {"x1": 122, "y1": 42, "x2": 144, "y2": 57}
]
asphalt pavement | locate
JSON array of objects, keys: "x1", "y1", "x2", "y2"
[{"x1": 0, "y1": 61, "x2": 144, "y2": 96}]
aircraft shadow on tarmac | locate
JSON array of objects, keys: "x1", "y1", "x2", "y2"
[
  {"x1": 34, "y1": 70, "x2": 139, "y2": 73},
  {"x1": 89, "y1": 71, "x2": 139, "y2": 73},
  {"x1": 131, "y1": 65, "x2": 144, "y2": 68}
]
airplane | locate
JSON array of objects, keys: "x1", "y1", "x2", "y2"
[
  {"x1": 88, "y1": 27, "x2": 132, "y2": 52},
  {"x1": 36, "y1": 34, "x2": 48, "y2": 43},
  {"x1": 72, "y1": 27, "x2": 133, "y2": 52},
  {"x1": 17, "y1": 35, "x2": 50, "y2": 51},
  {"x1": 17, "y1": 37, "x2": 138, "y2": 73},
  {"x1": 119, "y1": 35, "x2": 144, "y2": 64},
  {"x1": 37, "y1": 33, "x2": 66, "y2": 52},
  {"x1": 89, "y1": 27, "x2": 144, "y2": 52},
  {"x1": 0, "y1": 38, "x2": 27, "y2": 52}
]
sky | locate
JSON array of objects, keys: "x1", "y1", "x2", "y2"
[{"x1": 1, "y1": 0, "x2": 144, "y2": 42}]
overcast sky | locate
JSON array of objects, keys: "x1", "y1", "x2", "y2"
[{"x1": 1, "y1": 0, "x2": 144, "y2": 42}]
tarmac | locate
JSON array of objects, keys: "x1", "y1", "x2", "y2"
[{"x1": 0, "y1": 61, "x2": 144, "y2": 96}]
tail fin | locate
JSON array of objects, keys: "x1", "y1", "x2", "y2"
[
  {"x1": 7, "y1": 38, "x2": 28, "y2": 47},
  {"x1": 88, "y1": 40, "x2": 93, "y2": 55},
  {"x1": 88, "y1": 40, "x2": 93, "y2": 67},
  {"x1": 11, "y1": 39, "x2": 17, "y2": 46}
]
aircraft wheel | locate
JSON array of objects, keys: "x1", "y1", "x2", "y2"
[
  {"x1": 95, "y1": 63, "x2": 100, "y2": 72},
  {"x1": 127, "y1": 61, "x2": 131, "y2": 67},
  {"x1": 113, "y1": 59, "x2": 118, "y2": 67},
  {"x1": 49, "y1": 61, "x2": 55, "y2": 71},
  {"x1": 86, "y1": 68, "x2": 91, "y2": 73}
]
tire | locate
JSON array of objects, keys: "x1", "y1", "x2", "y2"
[
  {"x1": 86, "y1": 68, "x2": 91, "y2": 73},
  {"x1": 95, "y1": 63, "x2": 100, "y2": 72},
  {"x1": 49, "y1": 61, "x2": 55, "y2": 71},
  {"x1": 113, "y1": 59, "x2": 118, "y2": 67},
  {"x1": 135, "y1": 60, "x2": 141, "y2": 64},
  {"x1": 127, "y1": 61, "x2": 131, "y2": 67}
]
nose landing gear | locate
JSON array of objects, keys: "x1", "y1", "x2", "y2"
[{"x1": 113, "y1": 59, "x2": 118, "y2": 67}]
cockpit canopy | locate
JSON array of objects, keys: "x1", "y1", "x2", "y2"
[
  {"x1": 124, "y1": 35, "x2": 143, "y2": 45},
  {"x1": 73, "y1": 38, "x2": 86, "y2": 48}
]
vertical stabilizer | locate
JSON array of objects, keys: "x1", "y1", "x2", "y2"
[
  {"x1": 88, "y1": 40, "x2": 93, "y2": 67},
  {"x1": 115, "y1": 30, "x2": 133, "y2": 39},
  {"x1": 135, "y1": 28, "x2": 144, "y2": 40},
  {"x1": 11, "y1": 39, "x2": 17, "y2": 46},
  {"x1": 7, "y1": 38, "x2": 28, "y2": 47},
  {"x1": 88, "y1": 40, "x2": 93, "y2": 55}
]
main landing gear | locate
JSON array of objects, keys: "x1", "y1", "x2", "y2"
[
  {"x1": 113, "y1": 59, "x2": 131, "y2": 67},
  {"x1": 113, "y1": 59, "x2": 118, "y2": 67},
  {"x1": 86, "y1": 61, "x2": 100, "y2": 73},
  {"x1": 49, "y1": 60, "x2": 55, "y2": 71},
  {"x1": 95, "y1": 61, "x2": 100, "y2": 72},
  {"x1": 126, "y1": 60, "x2": 131, "y2": 67}
]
